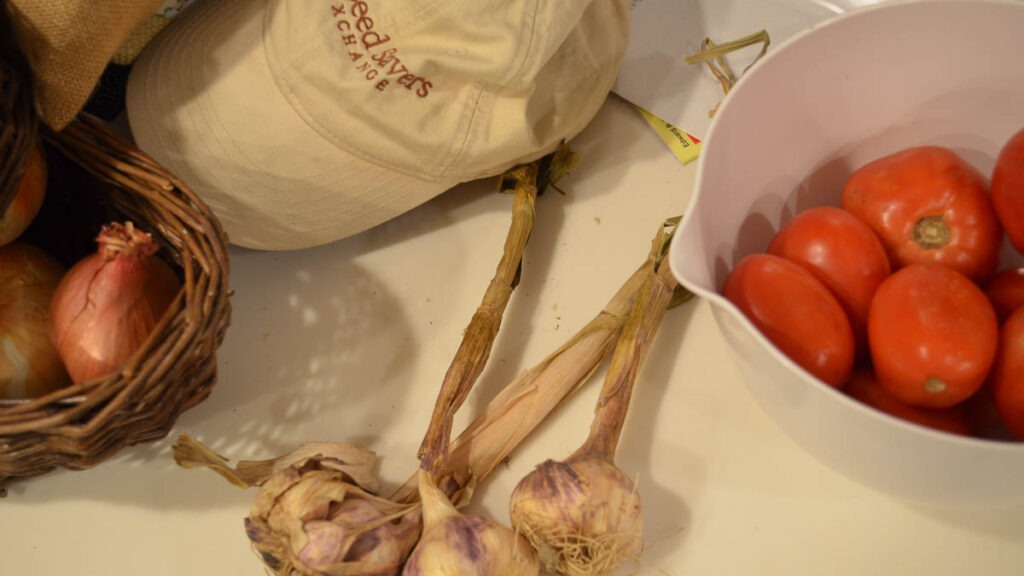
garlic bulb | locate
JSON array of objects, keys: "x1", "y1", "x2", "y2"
[
  {"x1": 509, "y1": 458, "x2": 642, "y2": 575},
  {"x1": 402, "y1": 470, "x2": 538, "y2": 576},
  {"x1": 247, "y1": 470, "x2": 421, "y2": 575},
  {"x1": 174, "y1": 436, "x2": 421, "y2": 576},
  {"x1": 509, "y1": 222, "x2": 686, "y2": 576}
]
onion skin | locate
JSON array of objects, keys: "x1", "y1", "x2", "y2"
[
  {"x1": 48, "y1": 222, "x2": 181, "y2": 385},
  {"x1": 0, "y1": 145, "x2": 47, "y2": 248},
  {"x1": 0, "y1": 243, "x2": 69, "y2": 398}
]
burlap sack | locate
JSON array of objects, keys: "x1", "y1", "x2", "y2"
[{"x1": 6, "y1": 0, "x2": 164, "y2": 129}]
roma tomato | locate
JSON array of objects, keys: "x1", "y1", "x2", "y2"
[
  {"x1": 767, "y1": 206, "x2": 890, "y2": 357},
  {"x1": 841, "y1": 146, "x2": 1002, "y2": 283},
  {"x1": 961, "y1": 384, "x2": 1018, "y2": 441},
  {"x1": 990, "y1": 306, "x2": 1024, "y2": 441},
  {"x1": 845, "y1": 369, "x2": 970, "y2": 436},
  {"x1": 868, "y1": 264, "x2": 998, "y2": 408},
  {"x1": 992, "y1": 127, "x2": 1024, "y2": 256},
  {"x1": 984, "y1": 267, "x2": 1024, "y2": 322},
  {"x1": 723, "y1": 253, "x2": 854, "y2": 388}
]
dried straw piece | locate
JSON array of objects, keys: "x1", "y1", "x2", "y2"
[{"x1": 685, "y1": 30, "x2": 771, "y2": 116}]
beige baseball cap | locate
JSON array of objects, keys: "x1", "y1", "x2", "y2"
[{"x1": 125, "y1": 0, "x2": 631, "y2": 250}]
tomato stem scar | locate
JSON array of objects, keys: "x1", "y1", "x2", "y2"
[
  {"x1": 912, "y1": 215, "x2": 951, "y2": 249},
  {"x1": 924, "y1": 377, "x2": 948, "y2": 394}
]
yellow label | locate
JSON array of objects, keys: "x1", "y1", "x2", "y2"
[{"x1": 635, "y1": 106, "x2": 703, "y2": 165}]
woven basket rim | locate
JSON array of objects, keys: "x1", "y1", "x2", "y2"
[{"x1": 0, "y1": 100, "x2": 232, "y2": 494}]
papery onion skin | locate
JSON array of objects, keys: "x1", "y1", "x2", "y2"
[
  {"x1": 509, "y1": 457, "x2": 643, "y2": 576},
  {"x1": 0, "y1": 145, "x2": 47, "y2": 248},
  {"x1": 0, "y1": 243, "x2": 69, "y2": 398},
  {"x1": 48, "y1": 222, "x2": 181, "y2": 385}
]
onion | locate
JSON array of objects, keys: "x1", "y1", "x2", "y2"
[
  {"x1": 0, "y1": 242, "x2": 69, "y2": 399},
  {"x1": 49, "y1": 221, "x2": 180, "y2": 385},
  {"x1": 0, "y1": 144, "x2": 48, "y2": 247}
]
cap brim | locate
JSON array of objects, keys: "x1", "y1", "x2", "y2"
[{"x1": 126, "y1": 0, "x2": 458, "y2": 250}]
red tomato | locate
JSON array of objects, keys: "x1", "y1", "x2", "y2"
[
  {"x1": 963, "y1": 384, "x2": 1020, "y2": 441},
  {"x1": 984, "y1": 267, "x2": 1024, "y2": 322},
  {"x1": 990, "y1": 306, "x2": 1024, "y2": 441},
  {"x1": 845, "y1": 369, "x2": 970, "y2": 436},
  {"x1": 767, "y1": 206, "x2": 890, "y2": 357},
  {"x1": 992, "y1": 127, "x2": 1024, "y2": 256},
  {"x1": 723, "y1": 253, "x2": 855, "y2": 388},
  {"x1": 841, "y1": 146, "x2": 1002, "y2": 283},
  {"x1": 868, "y1": 264, "x2": 998, "y2": 408}
]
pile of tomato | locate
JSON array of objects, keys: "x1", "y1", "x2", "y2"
[{"x1": 723, "y1": 128, "x2": 1024, "y2": 441}]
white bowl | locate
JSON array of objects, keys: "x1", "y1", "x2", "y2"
[{"x1": 669, "y1": 0, "x2": 1024, "y2": 509}]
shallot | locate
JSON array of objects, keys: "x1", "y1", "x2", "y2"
[{"x1": 49, "y1": 221, "x2": 180, "y2": 385}]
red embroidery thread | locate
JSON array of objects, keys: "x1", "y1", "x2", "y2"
[{"x1": 329, "y1": 1, "x2": 433, "y2": 97}]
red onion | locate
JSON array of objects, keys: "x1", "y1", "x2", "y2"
[{"x1": 49, "y1": 222, "x2": 181, "y2": 385}]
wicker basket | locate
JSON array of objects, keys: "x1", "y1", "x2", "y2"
[{"x1": 0, "y1": 22, "x2": 232, "y2": 495}]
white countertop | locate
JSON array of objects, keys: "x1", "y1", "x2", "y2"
[{"x1": 2, "y1": 94, "x2": 1023, "y2": 575}]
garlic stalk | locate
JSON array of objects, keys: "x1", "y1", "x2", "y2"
[
  {"x1": 173, "y1": 252, "x2": 646, "y2": 575},
  {"x1": 174, "y1": 156, "x2": 545, "y2": 576},
  {"x1": 171, "y1": 150, "x2": 679, "y2": 576},
  {"x1": 402, "y1": 161, "x2": 540, "y2": 574},
  {"x1": 417, "y1": 160, "x2": 539, "y2": 476},
  {"x1": 509, "y1": 219, "x2": 689, "y2": 576},
  {"x1": 390, "y1": 261, "x2": 649, "y2": 504}
]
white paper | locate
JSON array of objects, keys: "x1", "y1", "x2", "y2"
[{"x1": 614, "y1": 0, "x2": 883, "y2": 139}]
